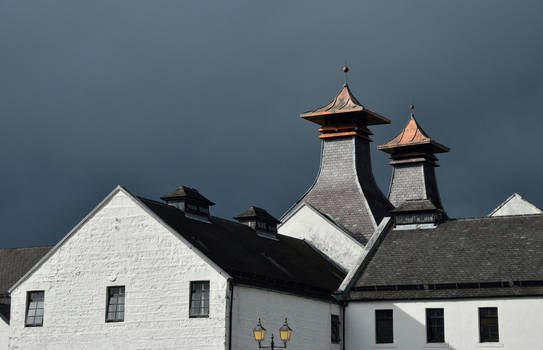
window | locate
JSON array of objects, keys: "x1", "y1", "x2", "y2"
[
  {"x1": 331, "y1": 314, "x2": 341, "y2": 344},
  {"x1": 479, "y1": 307, "x2": 499, "y2": 343},
  {"x1": 190, "y1": 281, "x2": 210, "y2": 317},
  {"x1": 25, "y1": 291, "x2": 44, "y2": 327},
  {"x1": 375, "y1": 309, "x2": 393, "y2": 344},
  {"x1": 106, "y1": 286, "x2": 125, "y2": 322},
  {"x1": 426, "y1": 308, "x2": 444, "y2": 343}
]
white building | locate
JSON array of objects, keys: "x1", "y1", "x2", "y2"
[
  {"x1": 3, "y1": 187, "x2": 343, "y2": 350},
  {"x1": 1, "y1": 80, "x2": 542, "y2": 349}
]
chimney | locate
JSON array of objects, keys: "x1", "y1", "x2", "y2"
[
  {"x1": 283, "y1": 81, "x2": 393, "y2": 243},
  {"x1": 378, "y1": 106, "x2": 449, "y2": 228},
  {"x1": 161, "y1": 186, "x2": 215, "y2": 221},
  {"x1": 235, "y1": 206, "x2": 280, "y2": 240}
]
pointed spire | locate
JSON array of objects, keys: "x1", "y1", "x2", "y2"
[
  {"x1": 378, "y1": 105, "x2": 449, "y2": 154},
  {"x1": 301, "y1": 84, "x2": 390, "y2": 126}
]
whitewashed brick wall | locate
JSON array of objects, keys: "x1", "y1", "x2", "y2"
[
  {"x1": 9, "y1": 190, "x2": 229, "y2": 350},
  {"x1": 279, "y1": 205, "x2": 363, "y2": 272},
  {"x1": 346, "y1": 298, "x2": 543, "y2": 350},
  {"x1": 0, "y1": 318, "x2": 8, "y2": 349},
  {"x1": 231, "y1": 285, "x2": 342, "y2": 350}
]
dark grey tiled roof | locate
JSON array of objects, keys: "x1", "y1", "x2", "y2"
[
  {"x1": 283, "y1": 137, "x2": 393, "y2": 244},
  {"x1": 0, "y1": 246, "x2": 53, "y2": 296},
  {"x1": 160, "y1": 186, "x2": 215, "y2": 205},
  {"x1": 234, "y1": 206, "x2": 280, "y2": 224},
  {"x1": 0, "y1": 246, "x2": 52, "y2": 321},
  {"x1": 351, "y1": 214, "x2": 543, "y2": 299},
  {"x1": 139, "y1": 197, "x2": 345, "y2": 299},
  {"x1": 392, "y1": 199, "x2": 437, "y2": 212},
  {"x1": 349, "y1": 286, "x2": 543, "y2": 300}
]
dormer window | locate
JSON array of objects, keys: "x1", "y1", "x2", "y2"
[
  {"x1": 234, "y1": 206, "x2": 280, "y2": 239},
  {"x1": 161, "y1": 186, "x2": 215, "y2": 222}
]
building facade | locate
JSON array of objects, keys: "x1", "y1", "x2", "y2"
[{"x1": 1, "y1": 79, "x2": 542, "y2": 349}]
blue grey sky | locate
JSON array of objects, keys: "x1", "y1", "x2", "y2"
[{"x1": 1, "y1": 0, "x2": 542, "y2": 247}]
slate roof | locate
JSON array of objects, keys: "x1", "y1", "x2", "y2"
[
  {"x1": 234, "y1": 206, "x2": 281, "y2": 224},
  {"x1": 350, "y1": 214, "x2": 543, "y2": 300},
  {"x1": 0, "y1": 246, "x2": 53, "y2": 296},
  {"x1": 391, "y1": 199, "x2": 437, "y2": 212},
  {"x1": 0, "y1": 245, "x2": 53, "y2": 321},
  {"x1": 138, "y1": 197, "x2": 345, "y2": 299},
  {"x1": 160, "y1": 186, "x2": 215, "y2": 205}
]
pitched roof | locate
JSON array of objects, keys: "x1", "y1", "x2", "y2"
[
  {"x1": 234, "y1": 206, "x2": 280, "y2": 224},
  {"x1": 138, "y1": 197, "x2": 345, "y2": 299},
  {"x1": 301, "y1": 84, "x2": 390, "y2": 126},
  {"x1": 0, "y1": 246, "x2": 53, "y2": 296},
  {"x1": 349, "y1": 214, "x2": 543, "y2": 300},
  {"x1": 378, "y1": 115, "x2": 449, "y2": 154},
  {"x1": 160, "y1": 186, "x2": 215, "y2": 205},
  {"x1": 0, "y1": 245, "x2": 52, "y2": 321}
]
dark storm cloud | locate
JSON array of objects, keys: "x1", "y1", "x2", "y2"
[{"x1": 1, "y1": 0, "x2": 542, "y2": 247}]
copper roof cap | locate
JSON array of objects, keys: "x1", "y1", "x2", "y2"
[
  {"x1": 301, "y1": 83, "x2": 390, "y2": 126},
  {"x1": 378, "y1": 107, "x2": 449, "y2": 154}
]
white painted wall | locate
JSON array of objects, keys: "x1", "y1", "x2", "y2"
[
  {"x1": 0, "y1": 318, "x2": 8, "y2": 350},
  {"x1": 279, "y1": 205, "x2": 363, "y2": 272},
  {"x1": 9, "y1": 190, "x2": 229, "y2": 350},
  {"x1": 231, "y1": 285, "x2": 341, "y2": 350},
  {"x1": 346, "y1": 297, "x2": 543, "y2": 350},
  {"x1": 489, "y1": 193, "x2": 542, "y2": 217}
]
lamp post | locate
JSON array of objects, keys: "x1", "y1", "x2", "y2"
[{"x1": 253, "y1": 318, "x2": 293, "y2": 349}]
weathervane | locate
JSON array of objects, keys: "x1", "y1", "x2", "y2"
[{"x1": 410, "y1": 104, "x2": 415, "y2": 118}]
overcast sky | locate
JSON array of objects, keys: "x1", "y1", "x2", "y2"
[{"x1": 1, "y1": 0, "x2": 542, "y2": 248}]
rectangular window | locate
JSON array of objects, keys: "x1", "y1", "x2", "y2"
[
  {"x1": 25, "y1": 291, "x2": 44, "y2": 327},
  {"x1": 106, "y1": 286, "x2": 125, "y2": 322},
  {"x1": 479, "y1": 307, "x2": 499, "y2": 343},
  {"x1": 331, "y1": 314, "x2": 341, "y2": 343},
  {"x1": 375, "y1": 309, "x2": 393, "y2": 344},
  {"x1": 426, "y1": 308, "x2": 444, "y2": 343},
  {"x1": 190, "y1": 281, "x2": 210, "y2": 317}
]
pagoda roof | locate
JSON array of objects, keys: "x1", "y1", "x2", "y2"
[
  {"x1": 301, "y1": 84, "x2": 390, "y2": 126},
  {"x1": 378, "y1": 115, "x2": 449, "y2": 154}
]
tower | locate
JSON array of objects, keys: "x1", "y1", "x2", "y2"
[
  {"x1": 281, "y1": 75, "x2": 393, "y2": 244},
  {"x1": 378, "y1": 106, "x2": 449, "y2": 227}
]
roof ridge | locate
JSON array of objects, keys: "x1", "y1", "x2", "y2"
[
  {"x1": 446, "y1": 213, "x2": 543, "y2": 222},
  {"x1": 0, "y1": 245, "x2": 54, "y2": 251}
]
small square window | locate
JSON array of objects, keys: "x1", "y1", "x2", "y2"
[
  {"x1": 25, "y1": 291, "x2": 44, "y2": 327},
  {"x1": 106, "y1": 286, "x2": 125, "y2": 322},
  {"x1": 479, "y1": 307, "x2": 499, "y2": 343},
  {"x1": 190, "y1": 281, "x2": 210, "y2": 317},
  {"x1": 375, "y1": 309, "x2": 393, "y2": 344},
  {"x1": 331, "y1": 314, "x2": 341, "y2": 344},
  {"x1": 426, "y1": 308, "x2": 444, "y2": 343}
]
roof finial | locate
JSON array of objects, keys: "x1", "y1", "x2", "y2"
[
  {"x1": 342, "y1": 63, "x2": 349, "y2": 87},
  {"x1": 410, "y1": 104, "x2": 415, "y2": 119}
]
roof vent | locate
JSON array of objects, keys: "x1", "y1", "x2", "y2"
[
  {"x1": 234, "y1": 206, "x2": 280, "y2": 240},
  {"x1": 161, "y1": 186, "x2": 215, "y2": 222}
]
